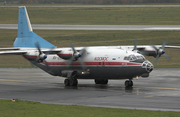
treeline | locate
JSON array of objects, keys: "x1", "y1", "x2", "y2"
[{"x1": 2, "y1": 0, "x2": 180, "y2": 4}]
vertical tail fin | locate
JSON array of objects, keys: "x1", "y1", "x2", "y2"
[{"x1": 14, "y1": 6, "x2": 56, "y2": 49}]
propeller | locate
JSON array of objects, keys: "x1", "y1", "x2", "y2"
[
  {"x1": 67, "y1": 42, "x2": 87, "y2": 70},
  {"x1": 151, "y1": 39, "x2": 171, "y2": 65},
  {"x1": 34, "y1": 41, "x2": 51, "y2": 71}
]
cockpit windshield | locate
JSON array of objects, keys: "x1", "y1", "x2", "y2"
[{"x1": 124, "y1": 54, "x2": 145, "y2": 61}]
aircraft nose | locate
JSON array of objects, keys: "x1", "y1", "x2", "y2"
[{"x1": 142, "y1": 61, "x2": 153, "y2": 73}]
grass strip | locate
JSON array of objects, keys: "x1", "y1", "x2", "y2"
[
  {"x1": 1, "y1": 7, "x2": 180, "y2": 25},
  {"x1": 0, "y1": 99, "x2": 180, "y2": 117}
]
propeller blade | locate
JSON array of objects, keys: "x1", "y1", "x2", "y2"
[
  {"x1": 66, "y1": 56, "x2": 75, "y2": 66},
  {"x1": 162, "y1": 39, "x2": 168, "y2": 49},
  {"x1": 79, "y1": 58, "x2": 86, "y2": 70},
  {"x1": 34, "y1": 41, "x2": 42, "y2": 55},
  {"x1": 153, "y1": 55, "x2": 159, "y2": 65},
  {"x1": 163, "y1": 53, "x2": 171, "y2": 61},
  {"x1": 151, "y1": 43, "x2": 158, "y2": 52},
  {"x1": 44, "y1": 60, "x2": 51, "y2": 71},
  {"x1": 133, "y1": 38, "x2": 137, "y2": 51},
  {"x1": 69, "y1": 42, "x2": 76, "y2": 53},
  {"x1": 140, "y1": 51, "x2": 149, "y2": 56},
  {"x1": 79, "y1": 47, "x2": 87, "y2": 55}
]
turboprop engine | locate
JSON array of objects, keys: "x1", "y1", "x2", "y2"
[{"x1": 57, "y1": 51, "x2": 73, "y2": 60}]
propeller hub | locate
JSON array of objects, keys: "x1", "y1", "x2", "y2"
[
  {"x1": 78, "y1": 53, "x2": 82, "y2": 57},
  {"x1": 44, "y1": 54, "x2": 47, "y2": 59},
  {"x1": 162, "y1": 50, "x2": 165, "y2": 55}
]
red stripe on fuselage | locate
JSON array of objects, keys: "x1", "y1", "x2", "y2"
[
  {"x1": 41, "y1": 62, "x2": 142, "y2": 66},
  {"x1": 23, "y1": 55, "x2": 38, "y2": 57},
  {"x1": 57, "y1": 54, "x2": 72, "y2": 56},
  {"x1": 145, "y1": 50, "x2": 156, "y2": 53}
]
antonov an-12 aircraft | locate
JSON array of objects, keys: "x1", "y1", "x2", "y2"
[{"x1": 0, "y1": 6, "x2": 177, "y2": 87}]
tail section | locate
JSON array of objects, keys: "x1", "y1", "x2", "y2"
[{"x1": 14, "y1": 6, "x2": 56, "y2": 49}]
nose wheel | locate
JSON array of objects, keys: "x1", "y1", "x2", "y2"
[{"x1": 125, "y1": 80, "x2": 133, "y2": 87}]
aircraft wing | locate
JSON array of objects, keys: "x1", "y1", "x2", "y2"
[
  {"x1": 41, "y1": 48, "x2": 61, "y2": 54},
  {"x1": 0, "y1": 48, "x2": 20, "y2": 50},
  {"x1": 164, "y1": 45, "x2": 180, "y2": 49},
  {"x1": 0, "y1": 50, "x2": 27, "y2": 55}
]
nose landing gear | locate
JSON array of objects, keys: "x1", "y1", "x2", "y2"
[{"x1": 125, "y1": 79, "x2": 133, "y2": 87}]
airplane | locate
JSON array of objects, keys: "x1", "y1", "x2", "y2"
[{"x1": 0, "y1": 6, "x2": 176, "y2": 87}]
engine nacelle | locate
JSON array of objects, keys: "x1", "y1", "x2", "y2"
[
  {"x1": 141, "y1": 49, "x2": 165, "y2": 58},
  {"x1": 57, "y1": 51, "x2": 73, "y2": 60},
  {"x1": 39, "y1": 53, "x2": 47, "y2": 60}
]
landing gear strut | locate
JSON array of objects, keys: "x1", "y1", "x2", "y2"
[
  {"x1": 94, "y1": 79, "x2": 108, "y2": 84},
  {"x1": 124, "y1": 79, "x2": 133, "y2": 87}
]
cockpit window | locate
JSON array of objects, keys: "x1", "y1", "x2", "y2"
[{"x1": 124, "y1": 55, "x2": 145, "y2": 61}]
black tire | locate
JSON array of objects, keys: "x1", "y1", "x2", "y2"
[
  {"x1": 69, "y1": 78, "x2": 78, "y2": 86},
  {"x1": 64, "y1": 79, "x2": 69, "y2": 86},
  {"x1": 102, "y1": 79, "x2": 108, "y2": 84},
  {"x1": 95, "y1": 79, "x2": 100, "y2": 84},
  {"x1": 125, "y1": 80, "x2": 129, "y2": 87},
  {"x1": 130, "y1": 81, "x2": 133, "y2": 87},
  {"x1": 73, "y1": 78, "x2": 78, "y2": 86}
]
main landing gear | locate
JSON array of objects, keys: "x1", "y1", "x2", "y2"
[
  {"x1": 94, "y1": 79, "x2": 108, "y2": 84},
  {"x1": 64, "y1": 72, "x2": 78, "y2": 86},
  {"x1": 64, "y1": 78, "x2": 78, "y2": 86},
  {"x1": 124, "y1": 79, "x2": 133, "y2": 87}
]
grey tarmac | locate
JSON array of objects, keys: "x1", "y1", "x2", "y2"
[
  {"x1": 0, "y1": 68, "x2": 180, "y2": 112},
  {"x1": 1, "y1": 24, "x2": 180, "y2": 30},
  {"x1": 1, "y1": 5, "x2": 180, "y2": 7}
]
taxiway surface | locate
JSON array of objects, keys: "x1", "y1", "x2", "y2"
[
  {"x1": 1, "y1": 24, "x2": 180, "y2": 30},
  {"x1": 0, "y1": 68, "x2": 180, "y2": 112}
]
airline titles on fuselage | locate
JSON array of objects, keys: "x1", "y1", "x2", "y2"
[{"x1": 94, "y1": 57, "x2": 109, "y2": 61}]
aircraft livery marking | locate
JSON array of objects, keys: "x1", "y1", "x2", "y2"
[
  {"x1": 94, "y1": 57, "x2": 109, "y2": 61},
  {"x1": 42, "y1": 62, "x2": 142, "y2": 66}
]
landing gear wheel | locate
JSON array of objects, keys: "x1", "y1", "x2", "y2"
[
  {"x1": 125, "y1": 80, "x2": 129, "y2": 87},
  {"x1": 124, "y1": 80, "x2": 133, "y2": 87},
  {"x1": 130, "y1": 81, "x2": 133, "y2": 87},
  {"x1": 64, "y1": 79, "x2": 70, "y2": 86},
  {"x1": 101, "y1": 79, "x2": 108, "y2": 84},
  {"x1": 69, "y1": 78, "x2": 78, "y2": 86},
  {"x1": 95, "y1": 79, "x2": 108, "y2": 84},
  {"x1": 95, "y1": 79, "x2": 100, "y2": 84}
]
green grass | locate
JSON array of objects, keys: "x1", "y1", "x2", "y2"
[
  {"x1": 1, "y1": 7, "x2": 180, "y2": 25},
  {"x1": 0, "y1": 29, "x2": 180, "y2": 67},
  {"x1": 0, "y1": 99, "x2": 179, "y2": 117}
]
